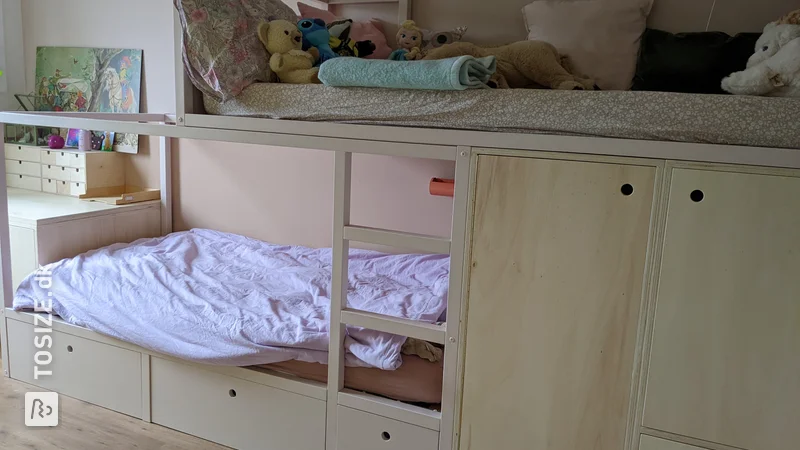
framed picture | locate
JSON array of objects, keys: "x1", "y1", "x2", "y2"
[
  {"x1": 66, "y1": 129, "x2": 80, "y2": 147},
  {"x1": 101, "y1": 131, "x2": 115, "y2": 151},
  {"x1": 34, "y1": 46, "x2": 143, "y2": 153}
]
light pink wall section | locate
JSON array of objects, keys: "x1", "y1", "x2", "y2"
[{"x1": 173, "y1": 140, "x2": 455, "y2": 248}]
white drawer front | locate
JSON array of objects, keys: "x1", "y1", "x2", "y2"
[
  {"x1": 41, "y1": 149, "x2": 57, "y2": 165},
  {"x1": 337, "y1": 406, "x2": 439, "y2": 450},
  {"x1": 55, "y1": 151, "x2": 85, "y2": 168},
  {"x1": 5, "y1": 144, "x2": 41, "y2": 163},
  {"x1": 7, "y1": 174, "x2": 42, "y2": 191},
  {"x1": 151, "y1": 357, "x2": 326, "y2": 450},
  {"x1": 6, "y1": 319, "x2": 142, "y2": 418},
  {"x1": 42, "y1": 164, "x2": 71, "y2": 181},
  {"x1": 42, "y1": 178, "x2": 57, "y2": 193},
  {"x1": 55, "y1": 180, "x2": 85, "y2": 197},
  {"x1": 70, "y1": 167, "x2": 86, "y2": 183},
  {"x1": 6, "y1": 159, "x2": 41, "y2": 177}
]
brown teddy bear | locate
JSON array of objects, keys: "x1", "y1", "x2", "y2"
[
  {"x1": 258, "y1": 20, "x2": 320, "y2": 84},
  {"x1": 424, "y1": 41, "x2": 596, "y2": 90}
]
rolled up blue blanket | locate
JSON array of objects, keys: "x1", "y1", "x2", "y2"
[{"x1": 318, "y1": 55, "x2": 497, "y2": 90}]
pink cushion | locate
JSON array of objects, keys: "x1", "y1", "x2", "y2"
[
  {"x1": 298, "y1": 3, "x2": 392, "y2": 59},
  {"x1": 523, "y1": 0, "x2": 654, "y2": 90}
]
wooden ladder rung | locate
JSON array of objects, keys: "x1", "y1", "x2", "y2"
[
  {"x1": 341, "y1": 309, "x2": 446, "y2": 344},
  {"x1": 343, "y1": 225, "x2": 451, "y2": 255}
]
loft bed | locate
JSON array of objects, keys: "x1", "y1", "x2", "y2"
[{"x1": 1, "y1": 1, "x2": 799, "y2": 450}]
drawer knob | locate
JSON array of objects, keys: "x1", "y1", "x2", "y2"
[
  {"x1": 18, "y1": 175, "x2": 22, "y2": 179},
  {"x1": 17, "y1": 160, "x2": 22, "y2": 165},
  {"x1": 67, "y1": 345, "x2": 73, "y2": 353},
  {"x1": 228, "y1": 389, "x2": 237, "y2": 398},
  {"x1": 690, "y1": 190, "x2": 704, "y2": 203},
  {"x1": 381, "y1": 432, "x2": 391, "y2": 441},
  {"x1": 620, "y1": 184, "x2": 634, "y2": 196}
]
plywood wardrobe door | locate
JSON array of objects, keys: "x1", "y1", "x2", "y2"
[
  {"x1": 459, "y1": 155, "x2": 656, "y2": 450},
  {"x1": 643, "y1": 169, "x2": 800, "y2": 450}
]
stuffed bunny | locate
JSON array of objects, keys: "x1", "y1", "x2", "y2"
[{"x1": 721, "y1": 21, "x2": 800, "y2": 97}]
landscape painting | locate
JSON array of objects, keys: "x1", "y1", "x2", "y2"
[{"x1": 35, "y1": 47, "x2": 143, "y2": 153}]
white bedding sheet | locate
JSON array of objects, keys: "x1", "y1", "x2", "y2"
[{"x1": 13, "y1": 229, "x2": 450, "y2": 369}]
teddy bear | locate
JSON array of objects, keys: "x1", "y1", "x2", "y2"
[
  {"x1": 257, "y1": 19, "x2": 320, "y2": 84},
  {"x1": 722, "y1": 11, "x2": 800, "y2": 97},
  {"x1": 423, "y1": 41, "x2": 596, "y2": 90}
]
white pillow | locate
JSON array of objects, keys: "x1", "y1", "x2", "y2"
[{"x1": 523, "y1": 0, "x2": 654, "y2": 90}]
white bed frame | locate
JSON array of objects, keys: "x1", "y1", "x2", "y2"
[{"x1": 0, "y1": 1, "x2": 799, "y2": 449}]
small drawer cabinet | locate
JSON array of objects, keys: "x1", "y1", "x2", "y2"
[{"x1": 5, "y1": 144, "x2": 125, "y2": 198}]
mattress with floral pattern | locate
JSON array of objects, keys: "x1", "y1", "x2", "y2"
[{"x1": 204, "y1": 84, "x2": 800, "y2": 150}]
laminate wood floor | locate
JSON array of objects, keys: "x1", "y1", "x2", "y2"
[{"x1": 0, "y1": 362, "x2": 229, "y2": 449}]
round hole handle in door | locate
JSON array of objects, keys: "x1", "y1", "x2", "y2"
[
  {"x1": 67, "y1": 345, "x2": 74, "y2": 353},
  {"x1": 381, "y1": 431, "x2": 391, "y2": 442},
  {"x1": 690, "y1": 190, "x2": 704, "y2": 203},
  {"x1": 620, "y1": 184, "x2": 634, "y2": 196},
  {"x1": 229, "y1": 389, "x2": 237, "y2": 398}
]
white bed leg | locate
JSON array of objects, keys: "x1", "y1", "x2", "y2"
[
  {"x1": 159, "y1": 136, "x2": 173, "y2": 235},
  {"x1": 0, "y1": 123, "x2": 13, "y2": 377},
  {"x1": 327, "y1": 151, "x2": 352, "y2": 450},
  {"x1": 439, "y1": 146, "x2": 473, "y2": 450}
]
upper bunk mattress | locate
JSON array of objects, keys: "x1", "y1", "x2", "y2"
[{"x1": 205, "y1": 85, "x2": 800, "y2": 150}]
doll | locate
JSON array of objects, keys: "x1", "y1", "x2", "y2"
[{"x1": 389, "y1": 20, "x2": 424, "y2": 61}]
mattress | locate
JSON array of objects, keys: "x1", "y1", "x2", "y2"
[
  {"x1": 13, "y1": 229, "x2": 450, "y2": 369},
  {"x1": 205, "y1": 84, "x2": 800, "y2": 150},
  {"x1": 262, "y1": 354, "x2": 443, "y2": 404}
]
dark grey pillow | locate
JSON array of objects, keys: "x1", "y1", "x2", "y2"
[{"x1": 632, "y1": 28, "x2": 761, "y2": 94}]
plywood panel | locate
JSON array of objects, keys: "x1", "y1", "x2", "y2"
[
  {"x1": 459, "y1": 155, "x2": 655, "y2": 450},
  {"x1": 644, "y1": 169, "x2": 800, "y2": 450},
  {"x1": 36, "y1": 205, "x2": 161, "y2": 264},
  {"x1": 639, "y1": 435, "x2": 705, "y2": 450}
]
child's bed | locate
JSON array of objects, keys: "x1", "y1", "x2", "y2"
[
  {"x1": 205, "y1": 84, "x2": 800, "y2": 149},
  {"x1": 13, "y1": 229, "x2": 449, "y2": 404}
]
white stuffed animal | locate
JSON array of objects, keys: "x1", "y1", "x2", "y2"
[{"x1": 721, "y1": 22, "x2": 800, "y2": 97}]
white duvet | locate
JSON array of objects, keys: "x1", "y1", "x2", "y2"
[{"x1": 13, "y1": 229, "x2": 449, "y2": 369}]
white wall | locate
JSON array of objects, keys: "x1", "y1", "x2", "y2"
[{"x1": 1, "y1": 0, "x2": 25, "y2": 110}]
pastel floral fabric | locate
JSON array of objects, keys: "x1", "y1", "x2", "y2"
[{"x1": 174, "y1": 0, "x2": 297, "y2": 101}]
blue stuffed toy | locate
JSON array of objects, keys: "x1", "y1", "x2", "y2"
[{"x1": 298, "y1": 18, "x2": 337, "y2": 66}]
